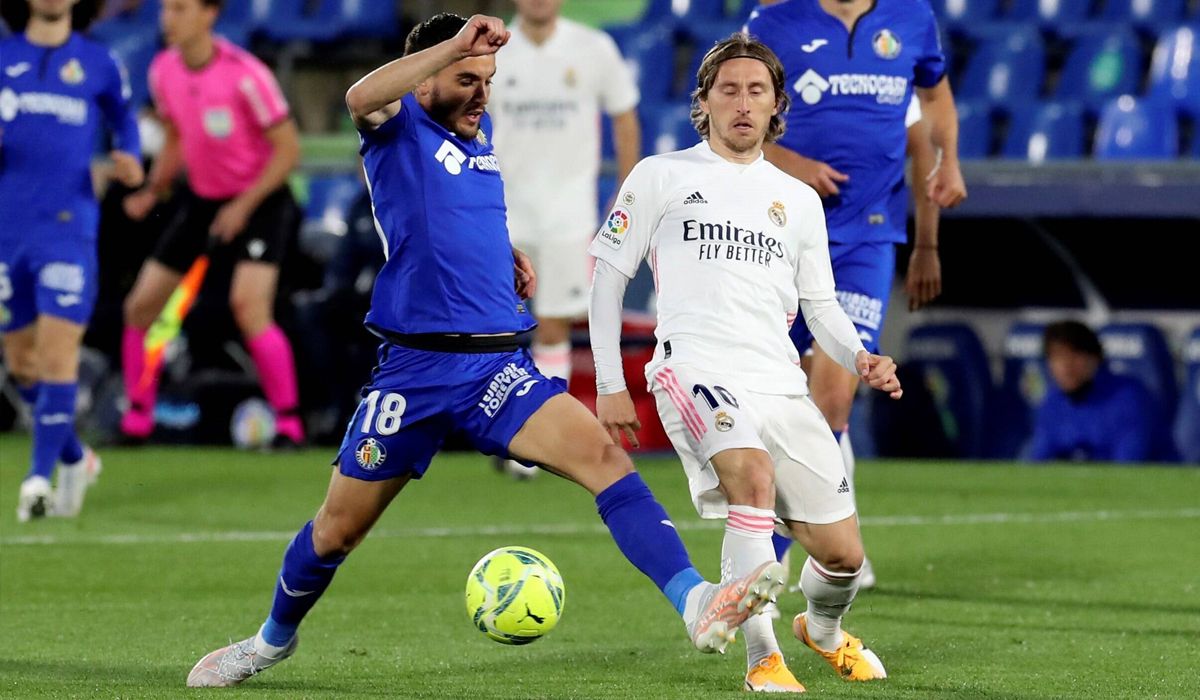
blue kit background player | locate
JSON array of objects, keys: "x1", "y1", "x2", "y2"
[
  {"x1": 746, "y1": 0, "x2": 967, "y2": 586},
  {"x1": 0, "y1": 0, "x2": 143, "y2": 522},
  {"x1": 186, "y1": 13, "x2": 785, "y2": 688}
]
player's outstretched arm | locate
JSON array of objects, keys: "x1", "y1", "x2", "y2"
[
  {"x1": 346, "y1": 14, "x2": 510, "y2": 130},
  {"x1": 589, "y1": 259, "x2": 641, "y2": 448}
]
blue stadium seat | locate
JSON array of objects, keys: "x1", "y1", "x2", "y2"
[
  {"x1": 1093, "y1": 95, "x2": 1179, "y2": 159},
  {"x1": 259, "y1": 0, "x2": 346, "y2": 43},
  {"x1": 928, "y1": 0, "x2": 1003, "y2": 30},
  {"x1": 1056, "y1": 29, "x2": 1142, "y2": 110},
  {"x1": 640, "y1": 101, "x2": 700, "y2": 155},
  {"x1": 91, "y1": 25, "x2": 159, "y2": 109},
  {"x1": 1101, "y1": 0, "x2": 1187, "y2": 30},
  {"x1": 1098, "y1": 323, "x2": 1179, "y2": 424},
  {"x1": 684, "y1": 21, "x2": 745, "y2": 90},
  {"x1": 1002, "y1": 100, "x2": 1086, "y2": 161},
  {"x1": 1148, "y1": 25, "x2": 1200, "y2": 118},
  {"x1": 640, "y1": 0, "x2": 727, "y2": 22},
  {"x1": 991, "y1": 322, "x2": 1049, "y2": 458},
  {"x1": 300, "y1": 174, "x2": 365, "y2": 262},
  {"x1": 956, "y1": 99, "x2": 993, "y2": 158},
  {"x1": 1173, "y1": 328, "x2": 1200, "y2": 463},
  {"x1": 957, "y1": 31, "x2": 1044, "y2": 111},
  {"x1": 902, "y1": 323, "x2": 995, "y2": 458},
  {"x1": 1006, "y1": 0, "x2": 1093, "y2": 29},
  {"x1": 608, "y1": 23, "x2": 676, "y2": 103},
  {"x1": 215, "y1": 0, "x2": 259, "y2": 43},
  {"x1": 339, "y1": 0, "x2": 399, "y2": 39}
]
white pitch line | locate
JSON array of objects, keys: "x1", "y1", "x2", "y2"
[{"x1": 1, "y1": 508, "x2": 1198, "y2": 548}]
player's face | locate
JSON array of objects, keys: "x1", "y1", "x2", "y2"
[
  {"x1": 701, "y1": 58, "x2": 778, "y2": 155},
  {"x1": 28, "y1": 0, "x2": 77, "y2": 22},
  {"x1": 1046, "y1": 343, "x2": 1101, "y2": 394},
  {"x1": 424, "y1": 56, "x2": 496, "y2": 139},
  {"x1": 161, "y1": 0, "x2": 218, "y2": 48},
  {"x1": 513, "y1": 0, "x2": 562, "y2": 23}
]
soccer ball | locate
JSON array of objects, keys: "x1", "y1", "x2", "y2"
[{"x1": 465, "y1": 546, "x2": 565, "y2": 645}]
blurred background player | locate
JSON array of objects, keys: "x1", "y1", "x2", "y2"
[
  {"x1": 490, "y1": 0, "x2": 641, "y2": 478},
  {"x1": 186, "y1": 15, "x2": 783, "y2": 687},
  {"x1": 118, "y1": 0, "x2": 305, "y2": 447},
  {"x1": 0, "y1": 0, "x2": 143, "y2": 521},
  {"x1": 747, "y1": 0, "x2": 967, "y2": 587},
  {"x1": 591, "y1": 34, "x2": 899, "y2": 691},
  {"x1": 1028, "y1": 320, "x2": 1176, "y2": 463}
]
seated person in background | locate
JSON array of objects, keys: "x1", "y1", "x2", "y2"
[{"x1": 1027, "y1": 321, "x2": 1169, "y2": 463}]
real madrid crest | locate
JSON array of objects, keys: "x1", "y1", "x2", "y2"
[
  {"x1": 564, "y1": 68, "x2": 577, "y2": 87},
  {"x1": 621, "y1": 191, "x2": 636, "y2": 206},
  {"x1": 768, "y1": 201, "x2": 787, "y2": 228},
  {"x1": 59, "y1": 58, "x2": 85, "y2": 85},
  {"x1": 872, "y1": 29, "x2": 901, "y2": 60},
  {"x1": 714, "y1": 411, "x2": 735, "y2": 432}
]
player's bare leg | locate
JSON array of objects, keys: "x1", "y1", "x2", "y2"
[
  {"x1": 784, "y1": 515, "x2": 886, "y2": 681},
  {"x1": 188, "y1": 471, "x2": 411, "y2": 687},
  {"x1": 503, "y1": 316, "x2": 574, "y2": 479},
  {"x1": 231, "y1": 261, "x2": 305, "y2": 446},
  {"x1": 709, "y1": 448, "x2": 806, "y2": 693},
  {"x1": 509, "y1": 394, "x2": 785, "y2": 653},
  {"x1": 120, "y1": 260, "x2": 182, "y2": 439}
]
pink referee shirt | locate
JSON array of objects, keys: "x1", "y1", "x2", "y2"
[{"x1": 148, "y1": 37, "x2": 289, "y2": 200}]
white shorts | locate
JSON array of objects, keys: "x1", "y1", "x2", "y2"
[
  {"x1": 648, "y1": 362, "x2": 855, "y2": 525},
  {"x1": 511, "y1": 233, "x2": 593, "y2": 319}
]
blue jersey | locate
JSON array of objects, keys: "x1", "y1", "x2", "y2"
[
  {"x1": 0, "y1": 32, "x2": 140, "y2": 243},
  {"x1": 747, "y1": 0, "x2": 945, "y2": 244},
  {"x1": 358, "y1": 93, "x2": 535, "y2": 336},
  {"x1": 1027, "y1": 368, "x2": 1175, "y2": 463}
]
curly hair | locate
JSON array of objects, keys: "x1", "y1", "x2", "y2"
[{"x1": 690, "y1": 33, "x2": 790, "y2": 143}]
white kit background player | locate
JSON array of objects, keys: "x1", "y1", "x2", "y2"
[
  {"x1": 490, "y1": 0, "x2": 641, "y2": 478},
  {"x1": 589, "y1": 35, "x2": 902, "y2": 692}
]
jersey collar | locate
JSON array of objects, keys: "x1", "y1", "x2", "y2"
[{"x1": 697, "y1": 139, "x2": 766, "y2": 170}]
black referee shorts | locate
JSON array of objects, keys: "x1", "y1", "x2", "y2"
[{"x1": 151, "y1": 186, "x2": 300, "y2": 273}]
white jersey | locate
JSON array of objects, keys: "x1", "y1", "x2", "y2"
[
  {"x1": 491, "y1": 18, "x2": 639, "y2": 241},
  {"x1": 588, "y1": 141, "x2": 854, "y2": 395}
]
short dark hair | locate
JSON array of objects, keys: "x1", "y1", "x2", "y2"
[
  {"x1": 1043, "y1": 321, "x2": 1103, "y2": 359},
  {"x1": 2, "y1": 0, "x2": 100, "y2": 32},
  {"x1": 404, "y1": 12, "x2": 467, "y2": 57},
  {"x1": 202, "y1": 0, "x2": 224, "y2": 9},
  {"x1": 690, "y1": 33, "x2": 789, "y2": 142}
]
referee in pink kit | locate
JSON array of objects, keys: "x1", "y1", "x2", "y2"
[{"x1": 120, "y1": 0, "x2": 305, "y2": 447}]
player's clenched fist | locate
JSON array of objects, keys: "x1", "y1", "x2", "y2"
[
  {"x1": 855, "y1": 351, "x2": 903, "y2": 400},
  {"x1": 454, "y1": 15, "x2": 510, "y2": 58}
]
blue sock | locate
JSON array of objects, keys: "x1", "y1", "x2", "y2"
[
  {"x1": 261, "y1": 521, "x2": 345, "y2": 646},
  {"x1": 772, "y1": 532, "x2": 793, "y2": 562},
  {"x1": 29, "y1": 382, "x2": 76, "y2": 481},
  {"x1": 596, "y1": 472, "x2": 700, "y2": 615},
  {"x1": 17, "y1": 382, "x2": 83, "y2": 464}
]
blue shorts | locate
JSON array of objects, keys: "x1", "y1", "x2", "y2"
[
  {"x1": 0, "y1": 236, "x2": 98, "y2": 333},
  {"x1": 334, "y1": 344, "x2": 567, "y2": 481},
  {"x1": 790, "y1": 241, "x2": 895, "y2": 355}
]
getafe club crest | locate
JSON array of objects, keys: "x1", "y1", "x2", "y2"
[
  {"x1": 768, "y1": 201, "x2": 787, "y2": 227},
  {"x1": 60, "y1": 58, "x2": 85, "y2": 85},
  {"x1": 872, "y1": 29, "x2": 901, "y2": 60},
  {"x1": 476, "y1": 128, "x2": 488, "y2": 146},
  {"x1": 355, "y1": 437, "x2": 387, "y2": 470}
]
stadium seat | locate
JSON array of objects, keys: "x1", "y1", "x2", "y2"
[
  {"x1": 258, "y1": 0, "x2": 346, "y2": 43},
  {"x1": 955, "y1": 99, "x2": 993, "y2": 158},
  {"x1": 1056, "y1": 29, "x2": 1142, "y2": 111},
  {"x1": 928, "y1": 0, "x2": 1003, "y2": 30},
  {"x1": 608, "y1": 23, "x2": 676, "y2": 103},
  {"x1": 1006, "y1": 0, "x2": 1093, "y2": 29},
  {"x1": 1173, "y1": 327, "x2": 1200, "y2": 463},
  {"x1": 1098, "y1": 323, "x2": 1179, "y2": 424},
  {"x1": 1101, "y1": 0, "x2": 1187, "y2": 30},
  {"x1": 92, "y1": 25, "x2": 159, "y2": 109},
  {"x1": 1093, "y1": 95, "x2": 1179, "y2": 159},
  {"x1": 896, "y1": 323, "x2": 995, "y2": 458},
  {"x1": 1002, "y1": 100, "x2": 1086, "y2": 161},
  {"x1": 640, "y1": 0, "x2": 728, "y2": 23},
  {"x1": 684, "y1": 20, "x2": 746, "y2": 90},
  {"x1": 641, "y1": 101, "x2": 700, "y2": 155},
  {"x1": 300, "y1": 174, "x2": 365, "y2": 262},
  {"x1": 957, "y1": 30, "x2": 1044, "y2": 111},
  {"x1": 991, "y1": 322, "x2": 1049, "y2": 458},
  {"x1": 339, "y1": 0, "x2": 399, "y2": 39},
  {"x1": 1148, "y1": 25, "x2": 1200, "y2": 118}
]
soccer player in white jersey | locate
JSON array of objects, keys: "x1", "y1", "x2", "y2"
[
  {"x1": 588, "y1": 35, "x2": 903, "y2": 692},
  {"x1": 490, "y1": 0, "x2": 641, "y2": 478}
]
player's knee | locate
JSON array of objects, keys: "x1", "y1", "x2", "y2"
[
  {"x1": 814, "y1": 543, "x2": 864, "y2": 574},
  {"x1": 36, "y1": 348, "x2": 79, "y2": 382},
  {"x1": 311, "y1": 512, "x2": 368, "y2": 558},
  {"x1": 594, "y1": 443, "x2": 635, "y2": 480}
]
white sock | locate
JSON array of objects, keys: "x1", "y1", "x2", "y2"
[
  {"x1": 532, "y1": 341, "x2": 572, "y2": 384},
  {"x1": 724, "y1": 505, "x2": 781, "y2": 666},
  {"x1": 681, "y1": 581, "x2": 714, "y2": 626},
  {"x1": 839, "y1": 428, "x2": 855, "y2": 483},
  {"x1": 800, "y1": 556, "x2": 860, "y2": 651},
  {"x1": 254, "y1": 625, "x2": 291, "y2": 658}
]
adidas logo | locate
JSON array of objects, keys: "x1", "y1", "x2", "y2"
[
  {"x1": 837, "y1": 477, "x2": 850, "y2": 494},
  {"x1": 683, "y1": 191, "x2": 707, "y2": 205}
]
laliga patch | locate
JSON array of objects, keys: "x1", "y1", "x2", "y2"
[
  {"x1": 714, "y1": 411, "x2": 735, "y2": 432},
  {"x1": 597, "y1": 207, "x2": 631, "y2": 250},
  {"x1": 59, "y1": 58, "x2": 85, "y2": 85},
  {"x1": 203, "y1": 107, "x2": 234, "y2": 138},
  {"x1": 768, "y1": 201, "x2": 787, "y2": 227},
  {"x1": 872, "y1": 29, "x2": 902, "y2": 60},
  {"x1": 354, "y1": 437, "x2": 387, "y2": 470}
]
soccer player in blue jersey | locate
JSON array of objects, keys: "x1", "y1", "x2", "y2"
[
  {"x1": 747, "y1": 0, "x2": 967, "y2": 587},
  {"x1": 0, "y1": 0, "x2": 143, "y2": 522},
  {"x1": 186, "y1": 14, "x2": 786, "y2": 688}
]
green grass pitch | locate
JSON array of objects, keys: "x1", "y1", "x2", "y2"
[{"x1": 1, "y1": 435, "x2": 1198, "y2": 698}]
